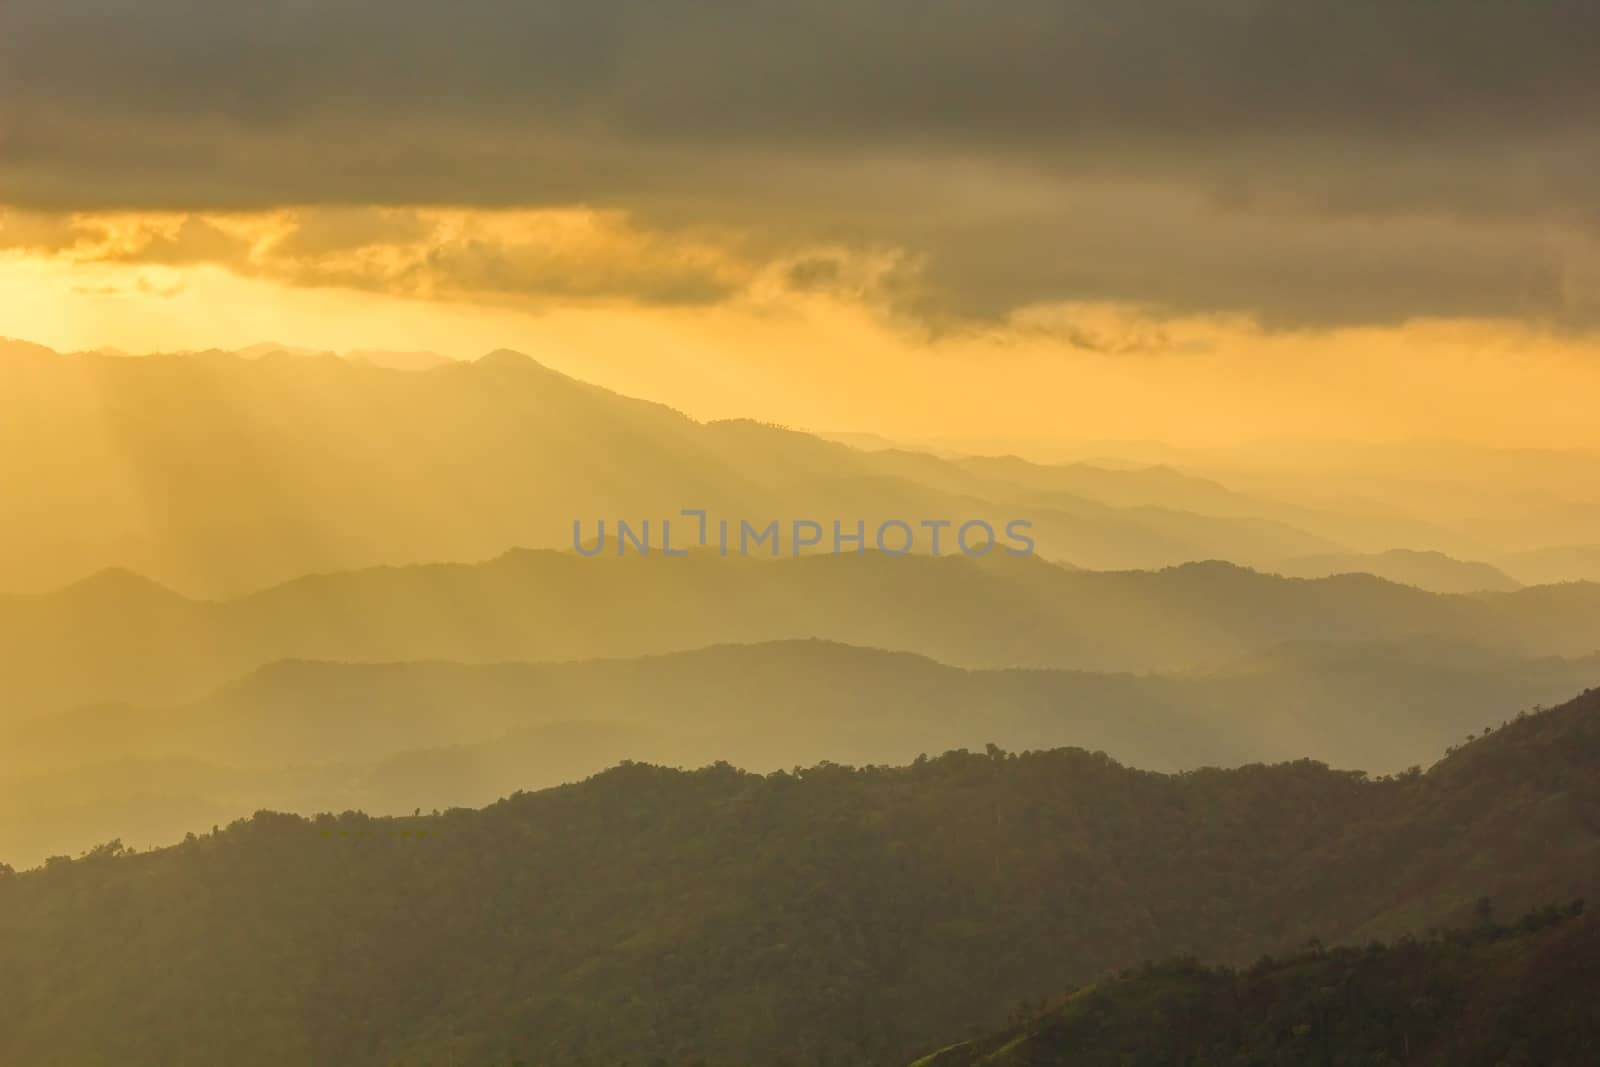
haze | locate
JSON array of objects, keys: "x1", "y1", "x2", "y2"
[{"x1": 4, "y1": 5, "x2": 1600, "y2": 1065}]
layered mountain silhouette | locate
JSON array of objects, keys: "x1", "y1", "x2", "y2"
[
  {"x1": 1272, "y1": 548, "x2": 1523, "y2": 593},
  {"x1": 5, "y1": 638, "x2": 1599, "y2": 867},
  {"x1": 5, "y1": 551, "x2": 1600, "y2": 716},
  {"x1": 2, "y1": 688, "x2": 1596, "y2": 1066},
  {"x1": 10, "y1": 342, "x2": 1597, "y2": 598},
  {"x1": 1500, "y1": 544, "x2": 1600, "y2": 586},
  {"x1": 4, "y1": 336, "x2": 1598, "y2": 1065}
]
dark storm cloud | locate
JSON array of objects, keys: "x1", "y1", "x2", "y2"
[{"x1": 4, "y1": 0, "x2": 1599, "y2": 326}]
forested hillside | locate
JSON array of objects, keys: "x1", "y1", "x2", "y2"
[
  {"x1": 911, "y1": 903, "x2": 1598, "y2": 1066},
  {"x1": 2, "y1": 688, "x2": 1596, "y2": 1067},
  {"x1": 6, "y1": 638, "x2": 1598, "y2": 868}
]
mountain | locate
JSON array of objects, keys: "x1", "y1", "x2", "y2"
[
  {"x1": 234, "y1": 341, "x2": 324, "y2": 359},
  {"x1": 911, "y1": 903, "x2": 1598, "y2": 1066},
  {"x1": 235, "y1": 343, "x2": 454, "y2": 371},
  {"x1": 7, "y1": 344, "x2": 1600, "y2": 595},
  {"x1": 5, "y1": 639, "x2": 1598, "y2": 866},
  {"x1": 4, "y1": 551, "x2": 1600, "y2": 715},
  {"x1": 0, "y1": 342, "x2": 1424, "y2": 597},
  {"x1": 16, "y1": 341, "x2": 1600, "y2": 595},
  {"x1": 1272, "y1": 548, "x2": 1523, "y2": 593},
  {"x1": 1099, "y1": 438, "x2": 1600, "y2": 565},
  {"x1": 342, "y1": 349, "x2": 455, "y2": 372},
  {"x1": 0, "y1": 335, "x2": 63, "y2": 362},
  {"x1": 2, "y1": 689, "x2": 1597, "y2": 1066},
  {"x1": 1500, "y1": 544, "x2": 1600, "y2": 586}
]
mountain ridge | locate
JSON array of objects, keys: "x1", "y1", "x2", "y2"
[
  {"x1": 1, "y1": 688, "x2": 1596, "y2": 1066},
  {"x1": 5, "y1": 549, "x2": 1599, "y2": 716},
  {"x1": 6, "y1": 339, "x2": 1569, "y2": 597}
]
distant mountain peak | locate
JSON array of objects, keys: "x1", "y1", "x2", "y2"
[
  {"x1": 345, "y1": 349, "x2": 453, "y2": 372},
  {"x1": 236, "y1": 341, "x2": 324, "y2": 360},
  {"x1": 475, "y1": 349, "x2": 550, "y2": 372},
  {"x1": 55, "y1": 567, "x2": 189, "y2": 605},
  {"x1": 1273, "y1": 548, "x2": 1523, "y2": 593},
  {"x1": 0, "y1": 336, "x2": 62, "y2": 363},
  {"x1": 1164, "y1": 559, "x2": 1256, "y2": 577}
]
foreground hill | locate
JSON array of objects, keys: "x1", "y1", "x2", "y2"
[
  {"x1": 912, "y1": 904, "x2": 1598, "y2": 1066},
  {"x1": 5, "y1": 639, "x2": 1598, "y2": 866},
  {"x1": 4, "y1": 551, "x2": 1600, "y2": 713},
  {"x1": 2, "y1": 689, "x2": 1596, "y2": 1066}
]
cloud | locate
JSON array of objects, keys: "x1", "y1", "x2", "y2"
[
  {"x1": 100, "y1": 218, "x2": 254, "y2": 267},
  {"x1": 4, "y1": 1, "x2": 1600, "y2": 327},
  {"x1": 2, "y1": 206, "x2": 755, "y2": 309}
]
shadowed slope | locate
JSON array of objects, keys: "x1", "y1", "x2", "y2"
[{"x1": 1, "y1": 690, "x2": 1596, "y2": 1066}]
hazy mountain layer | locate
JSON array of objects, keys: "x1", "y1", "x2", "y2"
[
  {"x1": 4, "y1": 639, "x2": 1597, "y2": 867},
  {"x1": 1044, "y1": 437, "x2": 1600, "y2": 561},
  {"x1": 1270, "y1": 548, "x2": 1522, "y2": 593},
  {"x1": 12, "y1": 343, "x2": 1596, "y2": 598},
  {"x1": 2, "y1": 689, "x2": 1596, "y2": 1066},
  {"x1": 0, "y1": 343, "x2": 1354, "y2": 595},
  {"x1": 4, "y1": 550, "x2": 1600, "y2": 715},
  {"x1": 1499, "y1": 544, "x2": 1600, "y2": 586}
]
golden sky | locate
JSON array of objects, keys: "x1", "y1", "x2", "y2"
[
  {"x1": 8, "y1": 234, "x2": 1600, "y2": 452},
  {"x1": 5, "y1": 2, "x2": 1600, "y2": 451}
]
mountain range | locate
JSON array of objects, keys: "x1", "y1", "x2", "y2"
[
  {"x1": 5, "y1": 636, "x2": 1599, "y2": 868},
  {"x1": 2, "y1": 687, "x2": 1596, "y2": 1066},
  {"x1": 1270, "y1": 548, "x2": 1523, "y2": 593},
  {"x1": 5, "y1": 551, "x2": 1600, "y2": 719},
  {"x1": 5, "y1": 341, "x2": 1597, "y2": 597}
]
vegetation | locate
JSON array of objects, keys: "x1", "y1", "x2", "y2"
[
  {"x1": 7, "y1": 638, "x2": 1600, "y2": 868},
  {"x1": 1, "y1": 688, "x2": 1596, "y2": 1066},
  {"x1": 912, "y1": 902, "x2": 1597, "y2": 1066}
]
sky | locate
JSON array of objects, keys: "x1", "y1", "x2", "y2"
[{"x1": 4, "y1": 0, "x2": 1600, "y2": 449}]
